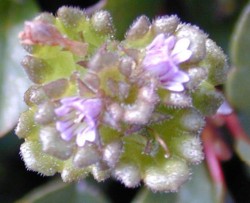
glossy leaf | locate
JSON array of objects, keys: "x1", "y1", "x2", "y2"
[
  {"x1": 0, "y1": 0, "x2": 38, "y2": 137},
  {"x1": 227, "y1": 68, "x2": 250, "y2": 111},
  {"x1": 16, "y1": 180, "x2": 111, "y2": 203},
  {"x1": 226, "y1": 2, "x2": 250, "y2": 136},
  {"x1": 132, "y1": 163, "x2": 229, "y2": 203},
  {"x1": 235, "y1": 139, "x2": 250, "y2": 165},
  {"x1": 105, "y1": 0, "x2": 165, "y2": 39},
  {"x1": 230, "y1": 3, "x2": 250, "y2": 69},
  {"x1": 236, "y1": 110, "x2": 250, "y2": 140}
]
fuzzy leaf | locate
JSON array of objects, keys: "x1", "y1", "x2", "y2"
[{"x1": 0, "y1": 0, "x2": 38, "y2": 137}]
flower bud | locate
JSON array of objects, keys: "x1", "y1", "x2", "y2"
[
  {"x1": 20, "y1": 141, "x2": 61, "y2": 176},
  {"x1": 177, "y1": 135, "x2": 204, "y2": 164},
  {"x1": 76, "y1": 77, "x2": 95, "y2": 97},
  {"x1": 123, "y1": 83, "x2": 159, "y2": 124},
  {"x1": 88, "y1": 51, "x2": 119, "y2": 72},
  {"x1": 16, "y1": 110, "x2": 36, "y2": 138},
  {"x1": 57, "y1": 6, "x2": 86, "y2": 28},
  {"x1": 144, "y1": 159, "x2": 190, "y2": 192},
  {"x1": 61, "y1": 162, "x2": 89, "y2": 182},
  {"x1": 123, "y1": 101, "x2": 154, "y2": 125},
  {"x1": 103, "y1": 140, "x2": 123, "y2": 168},
  {"x1": 35, "y1": 12, "x2": 55, "y2": 24},
  {"x1": 39, "y1": 126, "x2": 75, "y2": 160},
  {"x1": 126, "y1": 16, "x2": 150, "y2": 40},
  {"x1": 152, "y1": 15, "x2": 180, "y2": 35},
  {"x1": 91, "y1": 162, "x2": 111, "y2": 181},
  {"x1": 113, "y1": 163, "x2": 141, "y2": 188},
  {"x1": 186, "y1": 67, "x2": 208, "y2": 90},
  {"x1": 179, "y1": 108, "x2": 205, "y2": 132},
  {"x1": 19, "y1": 21, "x2": 63, "y2": 46},
  {"x1": 202, "y1": 39, "x2": 229, "y2": 85},
  {"x1": 73, "y1": 144, "x2": 101, "y2": 168},
  {"x1": 91, "y1": 10, "x2": 114, "y2": 35},
  {"x1": 119, "y1": 57, "x2": 134, "y2": 78},
  {"x1": 176, "y1": 24, "x2": 207, "y2": 63},
  {"x1": 83, "y1": 72, "x2": 100, "y2": 92},
  {"x1": 22, "y1": 55, "x2": 49, "y2": 84},
  {"x1": 138, "y1": 84, "x2": 158, "y2": 104},
  {"x1": 162, "y1": 92, "x2": 192, "y2": 108},
  {"x1": 104, "y1": 103, "x2": 124, "y2": 129},
  {"x1": 35, "y1": 102, "x2": 55, "y2": 125},
  {"x1": 42, "y1": 79, "x2": 69, "y2": 99},
  {"x1": 122, "y1": 48, "x2": 140, "y2": 63},
  {"x1": 24, "y1": 85, "x2": 47, "y2": 106}
]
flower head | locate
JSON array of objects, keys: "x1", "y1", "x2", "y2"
[
  {"x1": 55, "y1": 97, "x2": 102, "y2": 147},
  {"x1": 142, "y1": 34, "x2": 192, "y2": 91},
  {"x1": 16, "y1": 9, "x2": 229, "y2": 193}
]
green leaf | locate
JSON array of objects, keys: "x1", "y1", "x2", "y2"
[
  {"x1": 226, "y1": 2, "x2": 250, "y2": 135},
  {"x1": 16, "y1": 179, "x2": 111, "y2": 203},
  {"x1": 132, "y1": 163, "x2": 228, "y2": 203},
  {"x1": 235, "y1": 139, "x2": 250, "y2": 165},
  {"x1": 226, "y1": 68, "x2": 250, "y2": 110},
  {"x1": 104, "y1": 0, "x2": 165, "y2": 39},
  {"x1": 235, "y1": 110, "x2": 250, "y2": 139},
  {"x1": 230, "y1": 2, "x2": 250, "y2": 68},
  {"x1": 0, "y1": 0, "x2": 39, "y2": 137}
]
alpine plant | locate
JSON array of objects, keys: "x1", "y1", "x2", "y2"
[{"x1": 16, "y1": 7, "x2": 228, "y2": 192}]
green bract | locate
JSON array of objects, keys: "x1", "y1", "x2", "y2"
[{"x1": 16, "y1": 7, "x2": 228, "y2": 192}]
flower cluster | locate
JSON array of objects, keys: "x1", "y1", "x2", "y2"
[{"x1": 16, "y1": 7, "x2": 228, "y2": 192}]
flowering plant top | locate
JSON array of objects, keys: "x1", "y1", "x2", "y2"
[{"x1": 16, "y1": 7, "x2": 228, "y2": 192}]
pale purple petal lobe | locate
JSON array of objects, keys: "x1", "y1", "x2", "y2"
[
  {"x1": 172, "y1": 38, "x2": 190, "y2": 55},
  {"x1": 172, "y1": 50, "x2": 192, "y2": 64},
  {"x1": 217, "y1": 101, "x2": 233, "y2": 115},
  {"x1": 164, "y1": 82, "x2": 185, "y2": 92}
]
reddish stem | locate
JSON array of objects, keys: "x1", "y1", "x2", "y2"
[
  {"x1": 202, "y1": 122, "x2": 226, "y2": 186},
  {"x1": 222, "y1": 113, "x2": 250, "y2": 141}
]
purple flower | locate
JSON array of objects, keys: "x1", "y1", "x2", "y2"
[
  {"x1": 142, "y1": 34, "x2": 192, "y2": 92},
  {"x1": 55, "y1": 97, "x2": 102, "y2": 147}
]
